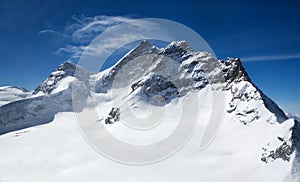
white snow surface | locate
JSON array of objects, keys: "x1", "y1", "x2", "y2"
[{"x1": 0, "y1": 93, "x2": 295, "y2": 182}]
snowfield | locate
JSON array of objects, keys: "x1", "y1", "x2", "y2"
[{"x1": 0, "y1": 103, "x2": 296, "y2": 182}]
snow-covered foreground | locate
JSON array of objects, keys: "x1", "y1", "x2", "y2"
[{"x1": 0, "y1": 90, "x2": 295, "y2": 182}]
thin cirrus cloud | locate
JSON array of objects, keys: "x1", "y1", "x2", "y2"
[
  {"x1": 241, "y1": 54, "x2": 300, "y2": 62},
  {"x1": 70, "y1": 15, "x2": 133, "y2": 44},
  {"x1": 38, "y1": 29, "x2": 70, "y2": 40},
  {"x1": 55, "y1": 45, "x2": 87, "y2": 62},
  {"x1": 38, "y1": 15, "x2": 135, "y2": 62}
]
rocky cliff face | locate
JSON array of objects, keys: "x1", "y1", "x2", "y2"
[{"x1": 93, "y1": 40, "x2": 287, "y2": 124}]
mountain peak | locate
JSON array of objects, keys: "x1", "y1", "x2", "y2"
[
  {"x1": 169, "y1": 40, "x2": 192, "y2": 49},
  {"x1": 163, "y1": 40, "x2": 193, "y2": 54},
  {"x1": 32, "y1": 61, "x2": 90, "y2": 95},
  {"x1": 223, "y1": 57, "x2": 251, "y2": 83},
  {"x1": 138, "y1": 39, "x2": 152, "y2": 48},
  {"x1": 60, "y1": 60, "x2": 76, "y2": 67},
  {"x1": 32, "y1": 62, "x2": 76, "y2": 94},
  {"x1": 57, "y1": 61, "x2": 78, "y2": 72},
  {"x1": 127, "y1": 40, "x2": 154, "y2": 56}
]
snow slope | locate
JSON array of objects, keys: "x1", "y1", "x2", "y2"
[{"x1": 0, "y1": 40, "x2": 299, "y2": 182}]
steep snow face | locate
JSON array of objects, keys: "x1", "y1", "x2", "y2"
[
  {"x1": 0, "y1": 86, "x2": 29, "y2": 107},
  {"x1": 0, "y1": 40, "x2": 299, "y2": 181}
]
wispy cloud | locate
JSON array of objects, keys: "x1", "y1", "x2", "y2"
[
  {"x1": 69, "y1": 15, "x2": 133, "y2": 44},
  {"x1": 54, "y1": 45, "x2": 87, "y2": 62},
  {"x1": 241, "y1": 54, "x2": 300, "y2": 62},
  {"x1": 39, "y1": 15, "x2": 134, "y2": 62},
  {"x1": 38, "y1": 29, "x2": 70, "y2": 39}
]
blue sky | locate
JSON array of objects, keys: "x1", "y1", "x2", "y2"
[{"x1": 0, "y1": 0, "x2": 299, "y2": 113}]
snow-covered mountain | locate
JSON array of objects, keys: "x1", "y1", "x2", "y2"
[
  {"x1": 0, "y1": 86, "x2": 29, "y2": 107},
  {"x1": 0, "y1": 62, "x2": 91, "y2": 134},
  {"x1": 0, "y1": 40, "x2": 299, "y2": 182}
]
